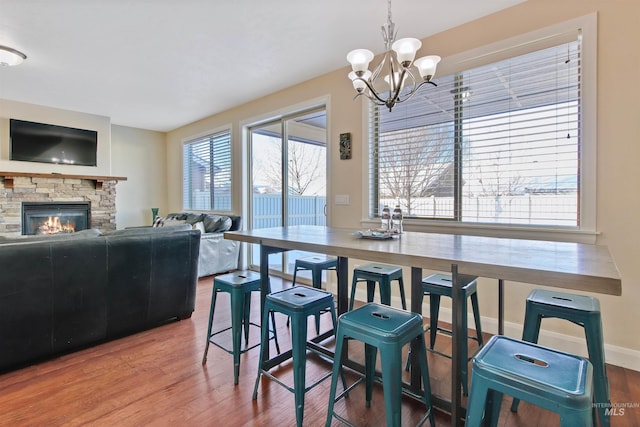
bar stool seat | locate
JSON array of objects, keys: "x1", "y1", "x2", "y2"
[
  {"x1": 349, "y1": 263, "x2": 406, "y2": 311},
  {"x1": 466, "y1": 335, "x2": 594, "y2": 426},
  {"x1": 511, "y1": 289, "x2": 610, "y2": 427},
  {"x1": 201, "y1": 271, "x2": 279, "y2": 385},
  {"x1": 326, "y1": 303, "x2": 434, "y2": 427},
  {"x1": 405, "y1": 272, "x2": 483, "y2": 395},
  {"x1": 253, "y1": 286, "x2": 344, "y2": 427},
  {"x1": 289, "y1": 255, "x2": 338, "y2": 334}
]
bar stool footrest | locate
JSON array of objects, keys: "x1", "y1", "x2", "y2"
[{"x1": 424, "y1": 326, "x2": 482, "y2": 360}]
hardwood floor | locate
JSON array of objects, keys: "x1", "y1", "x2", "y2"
[{"x1": 0, "y1": 276, "x2": 638, "y2": 426}]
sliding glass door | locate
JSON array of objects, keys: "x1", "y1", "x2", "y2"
[{"x1": 248, "y1": 107, "x2": 327, "y2": 275}]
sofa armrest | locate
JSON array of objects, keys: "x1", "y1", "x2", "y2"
[{"x1": 197, "y1": 232, "x2": 240, "y2": 277}]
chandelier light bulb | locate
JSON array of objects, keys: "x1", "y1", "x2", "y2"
[
  {"x1": 414, "y1": 55, "x2": 441, "y2": 81},
  {"x1": 349, "y1": 71, "x2": 371, "y2": 93},
  {"x1": 391, "y1": 38, "x2": 421, "y2": 66},
  {"x1": 347, "y1": 49, "x2": 374, "y2": 74},
  {"x1": 384, "y1": 72, "x2": 407, "y2": 90}
]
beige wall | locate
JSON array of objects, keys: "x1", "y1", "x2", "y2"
[
  {"x1": 167, "y1": 0, "x2": 640, "y2": 370},
  {"x1": 0, "y1": 99, "x2": 111, "y2": 175},
  {"x1": 111, "y1": 125, "x2": 167, "y2": 228},
  {"x1": 0, "y1": 100, "x2": 167, "y2": 231}
]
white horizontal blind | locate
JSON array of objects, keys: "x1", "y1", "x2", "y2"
[
  {"x1": 370, "y1": 35, "x2": 581, "y2": 228},
  {"x1": 183, "y1": 130, "x2": 232, "y2": 211}
]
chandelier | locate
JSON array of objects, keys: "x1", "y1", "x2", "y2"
[
  {"x1": 346, "y1": 0, "x2": 440, "y2": 112},
  {"x1": 0, "y1": 45, "x2": 27, "y2": 67}
]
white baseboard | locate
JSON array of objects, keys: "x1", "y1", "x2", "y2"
[
  {"x1": 351, "y1": 291, "x2": 640, "y2": 372},
  {"x1": 478, "y1": 313, "x2": 640, "y2": 373}
]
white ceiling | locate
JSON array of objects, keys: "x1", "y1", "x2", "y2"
[{"x1": 0, "y1": 0, "x2": 523, "y2": 132}]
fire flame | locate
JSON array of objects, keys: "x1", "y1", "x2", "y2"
[{"x1": 37, "y1": 216, "x2": 75, "y2": 234}]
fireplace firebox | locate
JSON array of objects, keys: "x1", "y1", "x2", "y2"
[{"x1": 22, "y1": 202, "x2": 91, "y2": 235}]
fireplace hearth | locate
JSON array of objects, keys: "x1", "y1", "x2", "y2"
[{"x1": 22, "y1": 202, "x2": 91, "y2": 235}]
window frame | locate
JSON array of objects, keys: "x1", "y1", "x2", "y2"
[
  {"x1": 361, "y1": 14, "x2": 597, "y2": 244},
  {"x1": 182, "y1": 125, "x2": 234, "y2": 213}
]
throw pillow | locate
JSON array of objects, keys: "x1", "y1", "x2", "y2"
[
  {"x1": 192, "y1": 221, "x2": 206, "y2": 234},
  {"x1": 217, "y1": 216, "x2": 232, "y2": 232},
  {"x1": 184, "y1": 213, "x2": 205, "y2": 225},
  {"x1": 152, "y1": 215, "x2": 165, "y2": 227},
  {"x1": 166, "y1": 213, "x2": 189, "y2": 221},
  {"x1": 152, "y1": 215, "x2": 185, "y2": 228},
  {"x1": 202, "y1": 215, "x2": 232, "y2": 233}
]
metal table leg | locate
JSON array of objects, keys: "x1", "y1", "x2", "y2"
[
  {"x1": 451, "y1": 264, "x2": 463, "y2": 426},
  {"x1": 498, "y1": 279, "x2": 505, "y2": 335},
  {"x1": 336, "y1": 256, "x2": 349, "y2": 315},
  {"x1": 409, "y1": 266, "x2": 423, "y2": 390}
]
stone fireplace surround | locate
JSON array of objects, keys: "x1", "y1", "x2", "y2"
[{"x1": 0, "y1": 172, "x2": 126, "y2": 237}]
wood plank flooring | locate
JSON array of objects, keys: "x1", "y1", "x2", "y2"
[{"x1": 0, "y1": 276, "x2": 638, "y2": 426}]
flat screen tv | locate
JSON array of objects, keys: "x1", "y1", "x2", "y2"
[{"x1": 9, "y1": 119, "x2": 98, "y2": 167}]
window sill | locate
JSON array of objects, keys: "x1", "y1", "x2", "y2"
[{"x1": 360, "y1": 218, "x2": 598, "y2": 244}]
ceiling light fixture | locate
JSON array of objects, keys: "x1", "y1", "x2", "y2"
[
  {"x1": 347, "y1": 0, "x2": 440, "y2": 112},
  {"x1": 0, "y1": 45, "x2": 27, "y2": 67}
]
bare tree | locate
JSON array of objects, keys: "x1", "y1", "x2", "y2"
[
  {"x1": 287, "y1": 141, "x2": 323, "y2": 195},
  {"x1": 262, "y1": 139, "x2": 324, "y2": 195},
  {"x1": 468, "y1": 154, "x2": 524, "y2": 220},
  {"x1": 471, "y1": 157, "x2": 524, "y2": 197},
  {"x1": 378, "y1": 126, "x2": 453, "y2": 214}
]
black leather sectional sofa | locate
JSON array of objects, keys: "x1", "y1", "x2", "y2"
[{"x1": 0, "y1": 226, "x2": 200, "y2": 372}]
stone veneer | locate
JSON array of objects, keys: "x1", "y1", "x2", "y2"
[{"x1": 0, "y1": 175, "x2": 119, "y2": 237}]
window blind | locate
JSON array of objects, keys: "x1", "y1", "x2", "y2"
[
  {"x1": 369, "y1": 35, "x2": 581, "y2": 228},
  {"x1": 183, "y1": 130, "x2": 232, "y2": 211}
]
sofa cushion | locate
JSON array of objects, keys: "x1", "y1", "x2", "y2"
[
  {"x1": 162, "y1": 219, "x2": 187, "y2": 227},
  {"x1": 202, "y1": 214, "x2": 232, "y2": 233}
]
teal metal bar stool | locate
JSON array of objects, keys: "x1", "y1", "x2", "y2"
[
  {"x1": 405, "y1": 273, "x2": 483, "y2": 395},
  {"x1": 201, "y1": 270, "x2": 279, "y2": 385},
  {"x1": 326, "y1": 303, "x2": 435, "y2": 427},
  {"x1": 253, "y1": 286, "x2": 344, "y2": 427},
  {"x1": 466, "y1": 335, "x2": 594, "y2": 427},
  {"x1": 511, "y1": 289, "x2": 610, "y2": 426},
  {"x1": 349, "y1": 263, "x2": 406, "y2": 311},
  {"x1": 292, "y1": 254, "x2": 337, "y2": 289},
  {"x1": 289, "y1": 254, "x2": 338, "y2": 334}
]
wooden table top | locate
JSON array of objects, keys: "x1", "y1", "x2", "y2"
[{"x1": 225, "y1": 225, "x2": 621, "y2": 296}]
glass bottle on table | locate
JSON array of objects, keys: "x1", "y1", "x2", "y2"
[
  {"x1": 391, "y1": 205, "x2": 403, "y2": 234},
  {"x1": 380, "y1": 205, "x2": 391, "y2": 231}
]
